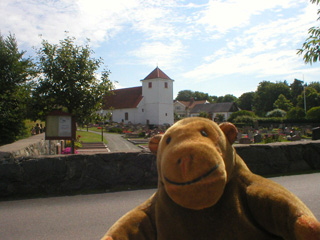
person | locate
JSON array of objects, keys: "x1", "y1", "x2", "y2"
[{"x1": 35, "y1": 123, "x2": 40, "y2": 134}]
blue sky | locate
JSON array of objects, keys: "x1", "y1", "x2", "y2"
[{"x1": 1, "y1": 0, "x2": 319, "y2": 98}]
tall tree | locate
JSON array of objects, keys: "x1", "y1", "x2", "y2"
[
  {"x1": 297, "y1": 0, "x2": 320, "y2": 63},
  {"x1": 297, "y1": 87, "x2": 320, "y2": 111},
  {"x1": 176, "y1": 90, "x2": 194, "y2": 101},
  {"x1": 273, "y1": 94, "x2": 293, "y2": 111},
  {"x1": 0, "y1": 33, "x2": 35, "y2": 145},
  {"x1": 237, "y1": 92, "x2": 255, "y2": 111},
  {"x1": 290, "y1": 79, "x2": 304, "y2": 106},
  {"x1": 253, "y1": 81, "x2": 290, "y2": 116},
  {"x1": 32, "y1": 35, "x2": 113, "y2": 123}
]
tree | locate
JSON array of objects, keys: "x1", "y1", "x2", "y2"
[
  {"x1": 253, "y1": 81, "x2": 290, "y2": 116},
  {"x1": 297, "y1": 87, "x2": 320, "y2": 111},
  {"x1": 216, "y1": 94, "x2": 238, "y2": 103},
  {"x1": 32, "y1": 35, "x2": 113, "y2": 123},
  {"x1": 273, "y1": 94, "x2": 293, "y2": 111},
  {"x1": 308, "y1": 81, "x2": 320, "y2": 92},
  {"x1": 0, "y1": 33, "x2": 35, "y2": 145},
  {"x1": 286, "y1": 107, "x2": 305, "y2": 120},
  {"x1": 237, "y1": 92, "x2": 255, "y2": 111},
  {"x1": 297, "y1": 0, "x2": 320, "y2": 64},
  {"x1": 176, "y1": 90, "x2": 194, "y2": 101},
  {"x1": 290, "y1": 79, "x2": 304, "y2": 105},
  {"x1": 266, "y1": 109, "x2": 286, "y2": 118},
  {"x1": 306, "y1": 106, "x2": 320, "y2": 120}
]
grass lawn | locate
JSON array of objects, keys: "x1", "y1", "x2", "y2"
[{"x1": 77, "y1": 130, "x2": 107, "y2": 144}]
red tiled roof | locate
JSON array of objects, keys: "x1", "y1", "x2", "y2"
[
  {"x1": 103, "y1": 87, "x2": 143, "y2": 109},
  {"x1": 144, "y1": 67, "x2": 171, "y2": 80}
]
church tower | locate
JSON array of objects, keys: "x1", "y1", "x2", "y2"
[{"x1": 141, "y1": 67, "x2": 174, "y2": 125}]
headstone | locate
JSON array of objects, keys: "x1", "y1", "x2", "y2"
[
  {"x1": 254, "y1": 134, "x2": 262, "y2": 143},
  {"x1": 312, "y1": 127, "x2": 320, "y2": 140}
]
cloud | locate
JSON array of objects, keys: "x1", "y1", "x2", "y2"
[
  {"x1": 194, "y1": 0, "x2": 303, "y2": 35},
  {"x1": 183, "y1": 1, "x2": 319, "y2": 83},
  {"x1": 129, "y1": 40, "x2": 186, "y2": 69}
]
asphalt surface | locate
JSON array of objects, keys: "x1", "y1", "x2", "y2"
[
  {"x1": 0, "y1": 173, "x2": 319, "y2": 240},
  {"x1": 103, "y1": 133, "x2": 141, "y2": 152}
]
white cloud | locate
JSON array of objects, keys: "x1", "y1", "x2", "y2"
[
  {"x1": 129, "y1": 40, "x2": 186, "y2": 69},
  {"x1": 195, "y1": 0, "x2": 303, "y2": 35}
]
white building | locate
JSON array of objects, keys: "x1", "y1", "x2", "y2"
[{"x1": 101, "y1": 67, "x2": 174, "y2": 125}]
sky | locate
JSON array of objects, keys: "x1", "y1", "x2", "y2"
[{"x1": 1, "y1": 0, "x2": 320, "y2": 98}]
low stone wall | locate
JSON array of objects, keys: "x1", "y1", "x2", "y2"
[
  {"x1": 1, "y1": 141, "x2": 320, "y2": 198},
  {"x1": 0, "y1": 133, "x2": 59, "y2": 161}
]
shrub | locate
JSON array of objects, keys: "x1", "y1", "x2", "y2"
[
  {"x1": 108, "y1": 127, "x2": 123, "y2": 133},
  {"x1": 228, "y1": 110, "x2": 256, "y2": 122},
  {"x1": 306, "y1": 106, "x2": 320, "y2": 120},
  {"x1": 286, "y1": 107, "x2": 305, "y2": 120},
  {"x1": 266, "y1": 109, "x2": 286, "y2": 118},
  {"x1": 233, "y1": 116, "x2": 257, "y2": 126}
]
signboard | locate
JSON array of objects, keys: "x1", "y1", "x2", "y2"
[{"x1": 45, "y1": 111, "x2": 76, "y2": 140}]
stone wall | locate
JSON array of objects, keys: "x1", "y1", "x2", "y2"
[{"x1": 1, "y1": 141, "x2": 320, "y2": 198}]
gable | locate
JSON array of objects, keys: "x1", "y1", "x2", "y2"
[
  {"x1": 103, "y1": 87, "x2": 143, "y2": 110},
  {"x1": 143, "y1": 67, "x2": 172, "y2": 80}
]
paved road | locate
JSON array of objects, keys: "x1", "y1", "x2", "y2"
[
  {"x1": 0, "y1": 173, "x2": 319, "y2": 240},
  {"x1": 104, "y1": 133, "x2": 141, "y2": 152}
]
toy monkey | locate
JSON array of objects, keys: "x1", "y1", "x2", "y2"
[{"x1": 102, "y1": 117, "x2": 320, "y2": 240}]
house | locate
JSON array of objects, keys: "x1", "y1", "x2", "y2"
[
  {"x1": 101, "y1": 67, "x2": 174, "y2": 125},
  {"x1": 190, "y1": 102, "x2": 239, "y2": 121},
  {"x1": 174, "y1": 98, "x2": 209, "y2": 118}
]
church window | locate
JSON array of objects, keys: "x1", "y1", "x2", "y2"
[
  {"x1": 148, "y1": 82, "x2": 152, "y2": 88},
  {"x1": 125, "y1": 112, "x2": 128, "y2": 120},
  {"x1": 165, "y1": 82, "x2": 168, "y2": 88}
]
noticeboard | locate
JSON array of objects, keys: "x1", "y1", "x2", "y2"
[{"x1": 45, "y1": 111, "x2": 76, "y2": 140}]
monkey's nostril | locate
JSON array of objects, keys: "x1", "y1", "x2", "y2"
[{"x1": 177, "y1": 159, "x2": 182, "y2": 165}]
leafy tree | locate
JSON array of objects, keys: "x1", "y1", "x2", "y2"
[
  {"x1": 215, "y1": 113, "x2": 225, "y2": 122},
  {"x1": 273, "y1": 94, "x2": 293, "y2": 111},
  {"x1": 237, "y1": 92, "x2": 255, "y2": 111},
  {"x1": 199, "y1": 111, "x2": 209, "y2": 118},
  {"x1": 176, "y1": 90, "x2": 194, "y2": 101},
  {"x1": 216, "y1": 94, "x2": 238, "y2": 103},
  {"x1": 297, "y1": 0, "x2": 320, "y2": 64},
  {"x1": 306, "y1": 106, "x2": 320, "y2": 120},
  {"x1": 286, "y1": 107, "x2": 306, "y2": 120},
  {"x1": 308, "y1": 81, "x2": 320, "y2": 92},
  {"x1": 32, "y1": 35, "x2": 113, "y2": 124},
  {"x1": 297, "y1": 87, "x2": 320, "y2": 111},
  {"x1": 0, "y1": 33, "x2": 35, "y2": 145},
  {"x1": 290, "y1": 79, "x2": 304, "y2": 105},
  {"x1": 253, "y1": 81, "x2": 290, "y2": 116}
]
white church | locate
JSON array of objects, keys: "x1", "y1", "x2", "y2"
[{"x1": 101, "y1": 67, "x2": 174, "y2": 125}]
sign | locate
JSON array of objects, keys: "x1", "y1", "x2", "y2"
[{"x1": 45, "y1": 111, "x2": 76, "y2": 140}]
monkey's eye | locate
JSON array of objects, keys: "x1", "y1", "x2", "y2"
[
  {"x1": 200, "y1": 130, "x2": 208, "y2": 137},
  {"x1": 166, "y1": 136, "x2": 171, "y2": 144}
]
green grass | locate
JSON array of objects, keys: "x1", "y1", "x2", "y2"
[{"x1": 77, "y1": 130, "x2": 107, "y2": 144}]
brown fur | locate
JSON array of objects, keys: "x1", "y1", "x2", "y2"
[{"x1": 102, "y1": 117, "x2": 320, "y2": 240}]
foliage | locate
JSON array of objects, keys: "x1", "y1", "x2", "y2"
[
  {"x1": 290, "y1": 79, "x2": 304, "y2": 105},
  {"x1": 0, "y1": 33, "x2": 35, "y2": 145},
  {"x1": 266, "y1": 109, "x2": 286, "y2": 118},
  {"x1": 273, "y1": 94, "x2": 293, "y2": 111},
  {"x1": 297, "y1": 0, "x2": 320, "y2": 64},
  {"x1": 308, "y1": 81, "x2": 320, "y2": 92},
  {"x1": 32, "y1": 35, "x2": 114, "y2": 122},
  {"x1": 297, "y1": 87, "x2": 320, "y2": 111},
  {"x1": 199, "y1": 111, "x2": 209, "y2": 118},
  {"x1": 306, "y1": 106, "x2": 320, "y2": 120},
  {"x1": 176, "y1": 90, "x2": 194, "y2": 101},
  {"x1": 253, "y1": 81, "x2": 291, "y2": 116},
  {"x1": 228, "y1": 110, "x2": 256, "y2": 122},
  {"x1": 215, "y1": 113, "x2": 225, "y2": 122},
  {"x1": 108, "y1": 127, "x2": 123, "y2": 134},
  {"x1": 232, "y1": 116, "x2": 257, "y2": 126},
  {"x1": 237, "y1": 92, "x2": 255, "y2": 111},
  {"x1": 286, "y1": 107, "x2": 306, "y2": 120},
  {"x1": 216, "y1": 94, "x2": 237, "y2": 103}
]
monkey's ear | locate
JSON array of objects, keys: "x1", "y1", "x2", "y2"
[
  {"x1": 219, "y1": 122, "x2": 238, "y2": 144},
  {"x1": 148, "y1": 135, "x2": 163, "y2": 154}
]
